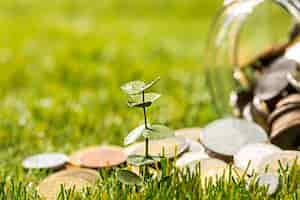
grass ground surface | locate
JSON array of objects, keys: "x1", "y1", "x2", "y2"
[{"x1": 0, "y1": 0, "x2": 299, "y2": 199}]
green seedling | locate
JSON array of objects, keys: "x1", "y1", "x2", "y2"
[
  {"x1": 121, "y1": 77, "x2": 174, "y2": 166},
  {"x1": 118, "y1": 77, "x2": 174, "y2": 186}
]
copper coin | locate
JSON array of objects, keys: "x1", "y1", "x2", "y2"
[
  {"x1": 268, "y1": 104, "x2": 300, "y2": 125},
  {"x1": 175, "y1": 128, "x2": 201, "y2": 142},
  {"x1": 131, "y1": 137, "x2": 188, "y2": 159},
  {"x1": 38, "y1": 176, "x2": 91, "y2": 200},
  {"x1": 255, "y1": 151, "x2": 300, "y2": 174},
  {"x1": 201, "y1": 118, "x2": 269, "y2": 162},
  {"x1": 22, "y1": 153, "x2": 69, "y2": 170},
  {"x1": 233, "y1": 143, "x2": 281, "y2": 173},
  {"x1": 276, "y1": 94, "x2": 300, "y2": 108},
  {"x1": 270, "y1": 110, "x2": 300, "y2": 148},
  {"x1": 79, "y1": 146, "x2": 127, "y2": 168},
  {"x1": 69, "y1": 146, "x2": 100, "y2": 166},
  {"x1": 271, "y1": 109, "x2": 300, "y2": 132}
]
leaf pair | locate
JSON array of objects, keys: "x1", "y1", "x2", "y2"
[
  {"x1": 127, "y1": 93, "x2": 161, "y2": 108},
  {"x1": 121, "y1": 77, "x2": 161, "y2": 108},
  {"x1": 124, "y1": 124, "x2": 174, "y2": 145},
  {"x1": 121, "y1": 77, "x2": 160, "y2": 95}
]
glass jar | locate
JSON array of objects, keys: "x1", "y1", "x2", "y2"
[{"x1": 205, "y1": 0, "x2": 300, "y2": 117}]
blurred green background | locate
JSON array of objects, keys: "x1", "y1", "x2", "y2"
[{"x1": 0, "y1": 0, "x2": 293, "y2": 170}]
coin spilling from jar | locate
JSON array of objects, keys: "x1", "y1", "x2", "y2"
[{"x1": 230, "y1": 26, "x2": 300, "y2": 149}]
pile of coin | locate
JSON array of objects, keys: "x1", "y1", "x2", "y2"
[
  {"x1": 231, "y1": 34, "x2": 300, "y2": 149},
  {"x1": 22, "y1": 145, "x2": 128, "y2": 199},
  {"x1": 22, "y1": 120, "x2": 300, "y2": 198}
]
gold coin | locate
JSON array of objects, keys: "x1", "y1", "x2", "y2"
[
  {"x1": 46, "y1": 168, "x2": 99, "y2": 184},
  {"x1": 276, "y1": 94, "x2": 300, "y2": 108},
  {"x1": 38, "y1": 176, "x2": 91, "y2": 200},
  {"x1": 175, "y1": 128, "x2": 201, "y2": 142},
  {"x1": 132, "y1": 137, "x2": 188, "y2": 159}
]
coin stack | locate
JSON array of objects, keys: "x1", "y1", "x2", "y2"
[{"x1": 230, "y1": 29, "x2": 300, "y2": 149}]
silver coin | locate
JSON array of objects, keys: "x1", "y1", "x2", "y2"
[
  {"x1": 131, "y1": 137, "x2": 188, "y2": 159},
  {"x1": 234, "y1": 143, "x2": 281, "y2": 173},
  {"x1": 255, "y1": 151, "x2": 300, "y2": 174},
  {"x1": 22, "y1": 153, "x2": 69, "y2": 169},
  {"x1": 201, "y1": 118, "x2": 268, "y2": 161},
  {"x1": 255, "y1": 58, "x2": 297, "y2": 101},
  {"x1": 175, "y1": 152, "x2": 210, "y2": 168}
]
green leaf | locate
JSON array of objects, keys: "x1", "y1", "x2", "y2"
[
  {"x1": 124, "y1": 124, "x2": 173, "y2": 145},
  {"x1": 121, "y1": 77, "x2": 160, "y2": 95},
  {"x1": 121, "y1": 80, "x2": 146, "y2": 95},
  {"x1": 127, "y1": 93, "x2": 161, "y2": 108},
  {"x1": 127, "y1": 155, "x2": 161, "y2": 166},
  {"x1": 124, "y1": 124, "x2": 146, "y2": 146},
  {"x1": 116, "y1": 169, "x2": 142, "y2": 186},
  {"x1": 141, "y1": 77, "x2": 160, "y2": 92},
  {"x1": 143, "y1": 125, "x2": 174, "y2": 139}
]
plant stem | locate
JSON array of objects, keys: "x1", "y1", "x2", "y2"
[
  {"x1": 145, "y1": 138, "x2": 149, "y2": 158},
  {"x1": 142, "y1": 91, "x2": 149, "y2": 158},
  {"x1": 142, "y1": 91, "x2": 148, "y2": 129}
]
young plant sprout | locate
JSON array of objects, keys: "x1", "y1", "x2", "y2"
[{"x1": 121, "y1": 77, "x2": 174, "y2": 166}]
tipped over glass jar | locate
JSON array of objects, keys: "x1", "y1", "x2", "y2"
[{"x1": 205, "y1": 0, "x2": 300, "y2": 149}]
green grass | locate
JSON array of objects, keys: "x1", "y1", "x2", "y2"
[{"x1": 0, "y1": 0, "x2": 299, "y2": 199}]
